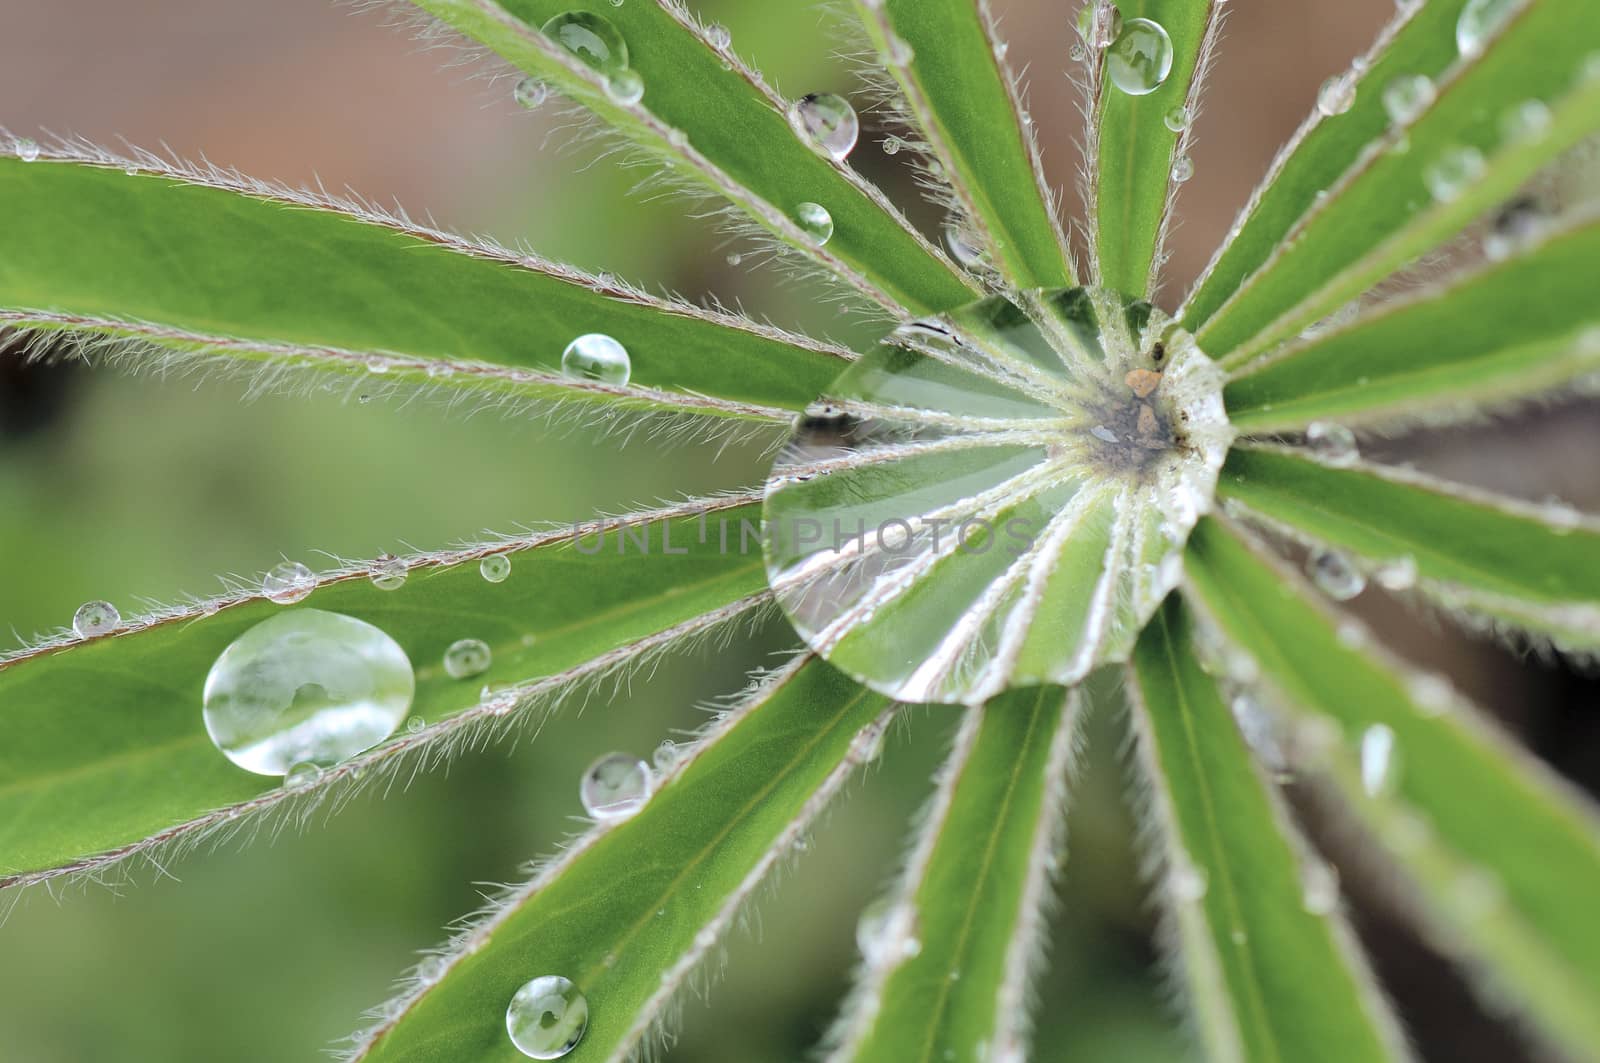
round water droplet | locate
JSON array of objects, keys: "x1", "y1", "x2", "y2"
[
  {"x1": 1456, "y1": 0, "x2": 1518, "y2": 58},
  {"x1": 942, "y1": 221, "x2": 986, "y2": 270},
  {"x1": 481, "y1": 554, "x2": 512, "y2": 583},
  {"x1": 283, "y1": 760, "x2": 324, "y2": 789},
  {"x1": 202, "y1": 609, "x2": 415, "y2": 776},
  {"x1": 652, "y1": 739, "x2": 682, "y2": 772},
  {"x1": 506, "y1": 975, "x2": 588, "y2": 1059},
  {"x1": 443, "y1": 638, "x2": 492, "y2": 680},
  {"x1": 881, "y1": 135, "x2": 903, "y2": 156},
  {"x1": 542, "y1": 11, "x2": 629, "y2": 78},
  {"x1": 1499, "y1": 98, "x2": 1551, "y2": 143},
  {"x1": 561, "y1": 333, "x2": 632, "y2": 386},
  {"x1": 1307, "y1": 548, "x2": 1366, "y2": 601},
  {"x1": 514, "y1": 77, "x2": 549, "y2": 110},
  {"x1": 790, "y1": 92, "x2": 860, "y2": 161},
  {"x1": 1305, "y1": 421, "x2": 1359, "y2": 466},
  {"x1": 1317, "y1": 71, "x2": 1358, "y2": 117},
  {"x1": 371, "y1": 554, "x2": 408, "y2": 591},
  {"x1": 405, "y1": 715, "x2": 427, "y2": 734},
  {"x1": 1075, "y1": 2, "x2": 1124, "y2": 49},
  {"x1": 1424, "y1": 145, "x2": 1487, "y2": 203},
  {"x1": 1359, "y1": 723, "x2": 1399, "y2": 796},
  {"x1": 1375, "y1": 555, "x2": 1418, "y2": 591},
  {"x1": 1170, "y1": 155, "x2": 1195, "y2": 183},
  {"x1": 580, "y1": 752, "x2": 653, "y2": 820},
  {"x1": 263, "y1": 560, "x2": 316, "y2": 605},
  {"x1": 794, "y1": 201, "x2": 834, "y2": 245},
  {"x1": 73, "y1": 600, "x2": 120, "y2": 638},
  {"x1": 16, "y1": 138, "x2": 40, "y2": 162},
  {"x1": 1381, "y1": 74, "x2": 1435, "y2": 126},
  {"x1": 1163, "y1": 105, "x2": 1191, "y2": 133},
  {"x1": 606, "y1": 68, "x2": 645, "y2": 105},
  {"x1": 1106, "y1": 18, "x2": 1174, "y2": 97},
  {"x1": 706, "y1": 23, "x2": 731, "y2": 50}
]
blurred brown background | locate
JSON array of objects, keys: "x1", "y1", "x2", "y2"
[{"x1": 0, "y1": 1, "x2": 1596, "y2": 1060}]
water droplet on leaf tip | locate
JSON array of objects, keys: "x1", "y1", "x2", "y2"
[
  {"x1": 443, "y1": 638, "x2": 492, "y2": 680},
  {"x1": 580, "y1": 752, "x2": 653, "y2": 820},
  {"x1": 73, "y1": 600, "x2": 120, "y2": 638},
  {"x1": 561, "y1": 333, "x2": 632, "y2": 386},
  {"x1": 506, "y1": 975, "x2": 588, "y2": 1059},
  {"x1": 481, "y1": 554, "x2": 513, "y2": 583}
]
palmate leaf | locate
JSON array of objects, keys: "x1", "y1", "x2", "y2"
[
  {"x1": 0, "y1": 153, "x2": 848, "y2": 423},
  {"x1": 1126, "y1": 599, "x2": 1408, "y2": 1063},
  {"x1": 1224, "y1": 207, "x2": 1600, "y2": 431},
  {"x1": 1219, "y1": 445, "x2": 1600, "y2": 654},
  {"x1": 825, "y1": 686, "x2": 1077, "y2": 1063},
  {"x1": 1189, "y1": 0, "x2": 1600, "y2": 364},
  {"x1": 1184, "y1": 518, "x2": 1600, "y2": 1060},
  {"x1": 346, "y1": 656, "x2": 892, "y2": 1063},
  {"x1": 0, "y1": 497, "x2": 769, "y2": 890},
  {"x1": 1087, "y1": 0, "x2": 1225, "y2": 297},
  {"x1": 849, "y1": 0, "x2": 1075, "y2": 290},
  {"x1": 403, "y1": 0, "x2": 980, "y2": 314}
]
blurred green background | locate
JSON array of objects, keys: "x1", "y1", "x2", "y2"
[{"x1": 1, "y1": 1, "x2": 1595, "y2": 1060}]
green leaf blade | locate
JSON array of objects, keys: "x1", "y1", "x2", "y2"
[{"x1": 1127, "y1": 598, "x2": 1407, "y2": 1063}]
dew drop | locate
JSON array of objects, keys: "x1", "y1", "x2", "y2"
[
  {"x1": 1381, "y1": 74, "x2": 1435, "y2": 125},
  {"x1": 16, "y1": 138, "x2": 40, "y2": 162},
  {"x1": 1170, "y1": 155, "x2": 1195, "y2": 183},
  {"x1": 881, "y1": 135, "x2": 903, "y2": 156},
  {"x1": 794, "y1": 201, "x2": 834, "y2": 246},
  {"x1": 1499, "y1": 98, "x2": 1551, "y2": 143},
  {"x1": 1070, "y1": 42, "x2": 1088, "y2": 63},
  {"x1": 506, "y1": 975, "x2": 588, "y2": 1059},
  {"x1": 73, "y1": 600, "x2": 120, "y2": 638},
  {"x1": 370, "y1": 554, "x2": 408, "y2": 591},
  {"x1": 1163, "y1": 105, "x2": 1192, "y2": 133},
  {"x1": 706, "y1": 23, "x2": 731, "y2": 50},
  {"x1": 514, "y1": 77, "x2": 549, "y2": 110},
  {"x1": 406, "y1": 715, "x2": 427, "y2": 734},
  {"x1": 1456, "y1": 0, "x2": 1518, "y2": 58},
  {"x1": 202, "y1": 609, "x2": 415, "y2": 776},
  {"x1": 477, "y1": 556, "x2": 511, "y2": 586},
  {"x1": 1172, "y1": 862, "x2": 1209, "y2": 902},
  {"x1": 1305, "y1": 421, "x2": 1359, "y2": 466},
  {"x1": 1106, "y1": 18, "x2": 1174, "y2": 97},
  {"x1": 263, "y1": 560, "x2": 316, "y2": 605},
  {"x1": 606, "y1": 68, "x2": 645, "y2": 105},
  {"x1": 1359, "y1": 723, "x2": 1399, "y2": 796},
  {"x1": 560, "y1": 333, "x2": 631, "y2": 386},
  {"x1": 1317, "y1": 71, "x2": 1358, "y2": 117},
  {"x1": 790, "y1": 92, "x2": 860, "y2": 162},
  {"x1": 856, "y1": 897, "x2": 920, "y2": 964},
  {"x1": 443, "y1": 638, "x2": 492, "y2": 680},
  {"x1": 1075, "y1": 2, "x2": 1124, "y2": 49},
  {"x1": 942, "y1": 221, "x2": 986, "y2": 270},
  {"x1": 283, "y1": 760, "x2": 325, "y2": 789},
  {"x1": 652, "y1": 739, "x2": 682, "y2": 772},
  {"x1": 887, "y1": 34, "x2": 914, "y2": 64},
  {"x1": 1231, "y1": 693, "x2": 1288, "y2": 773},
  {"x1": 1307, "y1": 548, "x2": 1366, "y2": 601},
  {"x1": 542, "y1": 11, "x2": 629, "y2": 78},
  {"x1": 580, "y1": 752, "x2": 653, "y2": 820},
  {"x1": 1424, "y1": 145, "x2": 1487, "y2": 202},
  {"x1": 1375, "y1": 555, "x2": 1418, "y2": 591}
]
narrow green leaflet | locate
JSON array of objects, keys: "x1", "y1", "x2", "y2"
[
  {"x1": 407, "y1": 0, "x2": 979, "y2": 314},
  {"x1": 1225, "y1": 210, "x2": 1600, "y2": 431},
  {"x1": 1185, "y1": 518, "x2": 1600, "y2": 1058},
  {"x1": 1089, "y1": 0, "x2": 1224, "y2": 297},
  {"x1": 0, "y1": 498, "x2": 771, "y2": 888},
  {"x1": 1219, "y1": 446, "x2": 1600, "y2": 653},
  {"x1": 826, "y1": 686, "x2": 1076, "y2": 1063},
  {"x1": 347, "y1": 657, "x2": 892, "y2": 1063},
  {"x1": 0, "y1": 156, "x2": 847, "y2": 420},
  {"x1": 851, "y1": 0, "x2": 1075, "y2": 290},
  {"x1": 1126, "y1": 598, "x2": 1407, "y2": 1063},
  {"x1": 1197, "y1": 0, "x2": 1600, "y2": 364}
]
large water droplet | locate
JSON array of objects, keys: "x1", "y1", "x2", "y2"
[
  {"x1": 202, "y1": 609, "x2": 415, "y2": 776},
  {"x1": 794, "y1": 202, "x2": 834, "y2": 245},
  {"x1": 263, "y1": 560, "x2": 316, "y2": 605},
  {"x1": 514, "y1": 77, "x2": 549, "y2": 110},
  {"x1": 561, "y1": 333, "x2": 632, "y2": 386},
  {"x1": 443, "y1": 638, "x2": 492, "y2": 680},
  {"x1": 73, "y1": 600, "x2": 120, "y2": 638},
  {"x1": 1359, "y1": 723, "x2": 1399, "y2": 796},
  {"x1": 790, "y1": 93, "x2": 860, "y2": 161},
  {"x1": 1317, "y1": 71, "x2": 1358, "y2": 117},
  {"x1": 1381, "y1": 74, "x2": 1435, "y2": 125},
  {"x1": 481, "y1": 554, "x2": 512, "y2": 583},
  {"x1": 1456, "y1": 0, "x2": 1518, "y2": 58},
  {"x1": 1424, "y1": 145, "x2": 1487, "y2": 202},
  {"x1": 1307, "y1": 548, "x2": 1366, "y2": 600},
  {"x1": 371, "y1": 555, "x2": 408, "y2": 591},
  {"x1": 506, "y1": 975, "x2": 588, "y2": 1059},
  {"x1": 1106, "y1": 19, "x2": 1174, "y2": 97},
  {"x1": 1305, "y1": 421, "x2": 1359, "y2": 466},
  {"x1": 580, "y1": 752, "x2": 653, "y2": 820},
  {"x1": 542, "y1": 11, "x2": 629, "y2": 78}
]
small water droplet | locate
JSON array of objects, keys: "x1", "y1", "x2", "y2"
[
  {"x1": 481, "y1": 554, "x2": 513, "y2": 583},
  {"x1": 542, "y1": 11, "x2": 630, "y2": 78},
  {"x1": 1424, "y1": 145, "x2": 1487, "y2": 203},
  {"x1": 794, "y1": 202, "x2": 834, "y2": 245},
  {"x1": 1170, "y1": 154, "x2": 1195, "y2": 183},
  {"x1": 725, "y1": 252, "x2": 743, "y2": 266},
  {"x1": 790, "y1": 92, "x2": 859, "y2": 161},
  {"x1": 444, "y1": 638, "x2": 492, "y2": 680},
  {"x1": 283, "y1": 760, "x2": 324, "y2": 789},
  {"x1": 514, "y1": 77, "x2": 549, "y2": 110},
  {"x1": 406, "y1": 715, "x2": 427, "y2": 734},
  {"x1": 263, "y1": 561, "x2": 316, "y2": 605},
  {"x1": 887, "y1": 34, "x2": 914, "y2": 64},
  {"x1": 1070, "y1": 42, "x2": 1088, "y2": 62},
  {"x1": 561, "y1": 333, "x2": 631, "y2": 385},
  {"x1": 856, "y1": 897, "x2": 920, "y2": 963},
  {"x1": 1106, "y1": 19, "x2": 1174, "y2": 97},
  {"x1": 1408, "y1": 673, "x2": 1453, "y2": 716},
  {"x1": 1381, "y1": 74, "x2": 1435, "y2": 125},
  {"x1": 652, "y1": 739, "x2": 682, "y2": 772},
  {"x1": 73, "y1": 600, "x2": 120, "y2": 638},
  {"x1": 203, "y1": 609, "x2": 415, "y2": 776},
  {"x1": 606, "y1": 68, "x2": 645, "y2": 105},
  {"x1": 1307, "y1": 549, "x2": 1366, "y2": 601},
  {"x1": 1075, "y1": 2, "x2": 1124, "y2": 49},
  {"x1": 1375, "y1": 555, "x2": 1418, "y2": 591},
  {"x1": 1317, "y1": 71, "x2": 1358, "y2": 117},
  {"x1": 1172, "y1": 862, "x2": 1208, "y2": 901},
  {"x1": 371, "y1": 554, "x2": 408, "y2": 591},
  {"x1": 1305, "y1": 421, "x2": 1359, "y2": 466},
  {"x1": 506, "y1": 975, "x2": 588, "y2": 1059},
  {"x1": 881, "y1": 135, "x2": 903, "y2": 156},
  {"x1": 1163, "y1": 105, "x2": 1192, "y2": 132},
  {"x1": 706, "y1": 23, "x2": 731, "y2": 50},
  {"x1": 1499, "y1": 98, "x2": 1551, "y2": 143},
  {"x1": 1359, "y1": 723, "x2": 1398, "y2": 796},
  {"x1": 1302, "y1": 862, "x2": 1340, "y2": 915},
  {"x1": 1232, "y1": 693, "x2": 1288, "y2": 772},
  {"x1": 580, "y1": 752, "x2": 653, "y2": 820},
  {"x1": 942, "y1": 221, "x2": 986, "y2": 270},
  {"x1": 16, "y1": 138, "x2": 40, "y2": 162},
  {"x1": 1456, "y1": 0, "x2": 1518, "y2": 59}
]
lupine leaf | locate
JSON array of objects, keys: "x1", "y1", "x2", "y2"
[
  {"x1": 0, "y1": 498, "x2": 770, "y2": 889},
  {"x1": 1219, "y1": 446, "x2": 1600, "y2": 653},
  {"x1": 1224, "y1": 209, "x2": 1600, "y2": 431},
  {"x1": 1126, "y1": 597, "x2": 1408, "y2": 1063},
  {"x1": 0, "y1": 155, "x2": 846, "y2": 421},
  {"x1": 825, "y1": 685, "x2": 1076, "y2": 1063},
  {"x1": 1089, "y1": 0, "x2": 1225, "y2": 297},
  {"x1": 851, "y1": 0, "x2": 1075, "y2": 290},
  {"x1": 405, "y1": 0, "x2": 979, "y2": 314},
  {"x1": 346, "y1": 656, "x2": 892, "y2": 1063},
  {"x1": 1185, "y1": 518, "x2": 1600, "y2": 1059},
  {"x1": 1196, "y1": 0, "x2": 1600, "y2": 365}
]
